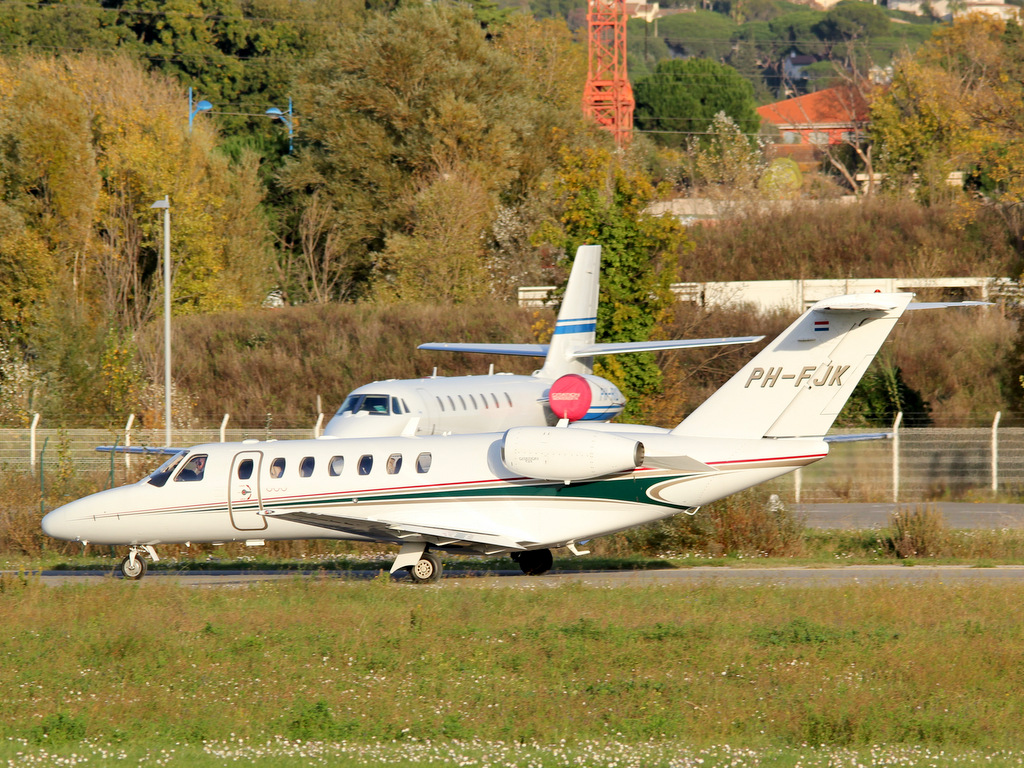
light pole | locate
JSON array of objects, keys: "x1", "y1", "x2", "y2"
[
  {"x1": 150, "y1": 196, "x2": 172, "y2": 447},
  {"x1": 188, "y1": 87, "x2": 213, "y2": 133},
  {"x1": 266, "y1": 99, "x2": 294, "y2": 153}
]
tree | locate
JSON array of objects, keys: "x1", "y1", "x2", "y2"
[
  {"x1": 541, "y1": 145, "x2": 691, "y2": 418},
  {"x1": 634, "y1": 58, "x2": 760, "y2": 149}
]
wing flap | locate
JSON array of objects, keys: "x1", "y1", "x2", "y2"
[{"x1": 262, "y1": 509, "x2": 530, "y2": 550}]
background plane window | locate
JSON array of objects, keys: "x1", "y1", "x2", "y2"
[
  {"x1": 505, "y1": 393, "x2": 513, "y2": 407},
  {"x1": 416, "y1": 452, "x2": 432, "y2": 473},
  {"x1": 436, "y1": 396, "x2": 445, "y2": 412},
  {"x1": 237, "y1": 459, "x2": 254, "y2": 480},
  {"x1": 299, "y1": 456, "x2": 315, "y2": 477},
  {"x1": 358, "y1": 455, "x2": 373, "y2": 475},
  {"x1": 469, "y1": 394, "x2": 477, "y2": 409},
  {"x1": 491, "y1": 393, "x2": 500, "y2": 408},
  {"x1": 447, "y1": 396, "x2": 455, "y2": 410},
  {"x1": 329, "y1": 456, "x2": 345, "y2": 476},
  {"x1": 386, "y1": 453, "x2": 403, "y2": 474},
  {"x1": 458, "y1": 395, "x2": 466, "y2": 410},
  {"x1": 270, "y1": 458, "x2": 286, "y2": 478},
  {"x1": 480, "y1": 393, "x2": 488, "y2": 409},
  {"x1": 360, "y1": 394, "x2": 389, "y2": 415}
]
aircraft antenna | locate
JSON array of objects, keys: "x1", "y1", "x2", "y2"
[{"x1": 583, "y1": 0, "x2": 634, "y2": 149}]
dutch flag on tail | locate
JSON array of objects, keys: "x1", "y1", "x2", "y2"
[{"x1": 814, "y1": 320, "x2": 830, "y2": 332}]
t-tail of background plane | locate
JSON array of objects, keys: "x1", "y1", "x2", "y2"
[{"x1": 672, "y1": 293, "x2": 916, "y2": 440}]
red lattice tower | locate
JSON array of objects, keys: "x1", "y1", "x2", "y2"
[{"x1": 582, "y1": 0, "x2": 634, "y2": 148}]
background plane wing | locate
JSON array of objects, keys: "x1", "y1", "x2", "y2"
[
  {"x1": 417, "y1": 342, "x2": 549, "y2": 357},
  {"x1": 569, "y1": 336, "x2": 764, "y2": 357},
  {"x1": 824, "y1": 432, "x2": 892, "y2": 442},
  {"x1": 97, "y1": 445, "x2": 187, "y2": 455},
  {"x1": 262, "y1": 509, "x2": 531, "y2": 551}
]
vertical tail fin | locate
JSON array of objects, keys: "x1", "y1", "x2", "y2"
[
  {"x1": 673, "y1": 293, "x2": 915, "y2": 439},
  {"x1": 537, "y1": 245, "x2": 601, "y2": 379}
]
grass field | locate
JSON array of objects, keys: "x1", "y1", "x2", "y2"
[{"x1": 2, "y1": 574, "x2": 1024, "y2": 766}]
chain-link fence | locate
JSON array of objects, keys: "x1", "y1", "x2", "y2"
[{"x1": 5, "y1": 419, "x2": 1024, "y2": 503}]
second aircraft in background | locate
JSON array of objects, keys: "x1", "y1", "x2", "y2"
[{"x1": 324, "y1": 245, "x2": 763, "y2": 438}]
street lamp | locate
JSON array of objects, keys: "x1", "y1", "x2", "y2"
[
  {"x1": 188, "y1": 87, "x2": 213, "y2": 133},
  {"x1": 150, "y1": 196, "x2": 172, "y2": 447},
  {"x1": 266, "y1": 99, "x2": 294, "y2": 153}
]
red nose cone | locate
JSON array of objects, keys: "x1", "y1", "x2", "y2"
[{"x1": 549, "y1": 374, "x2": 592, "y2": 421}]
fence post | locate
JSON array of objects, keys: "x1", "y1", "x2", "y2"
[
  {"x1": 124, "y1": 413, "x2": 135, "y2": 470},
  {"x1": 220, "y1": 413, "x2": 230, "y2": 443},
  {"x1": 794, "y1": 467, "x2": 802, "y2": 504},
  {"x1": 992, "y1": 410, "x2": 1002, "y2": 494},
  {"x1": 892, "y1": 411, "x2": 903, "y2": 504},
  {"x1": 29, "y1": 413, "x2": 40, "y2": 473}
]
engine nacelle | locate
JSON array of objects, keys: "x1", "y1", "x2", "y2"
[
  {"x1": 501, "y1": 426, "x2": 644, "y2": 482},
  {"x1": 547, "y1": 374, "x2": 626, "y2": 422}
]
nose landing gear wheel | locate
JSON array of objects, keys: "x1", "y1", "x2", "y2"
[
  {"x1": 119, "y1": 553, "x2": 147, "y2": 580},
  {"x1": 407, "y1": 551, "x2": 442, "y2": 584},
  {"x1": 514, "y1": 548, "x2": 553, "y2": 576}
]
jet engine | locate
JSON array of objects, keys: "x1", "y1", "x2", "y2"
[
  {"x1": 547, "y1": 374, "x2": 626, "y2": 422},
  {"x1": 501, "y1": 426, "x2": 644, "y2": 482}
]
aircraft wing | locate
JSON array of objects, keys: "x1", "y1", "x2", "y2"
[
  {"x1": 262, "y1": 509, "x2": 532, "y2": 551},
  {"x1": 569, "y1": 336, "x2": 764, "y2": 357},
  {"x1": 417, "y1": 336, "x2": 763, "y2": 359},
  {"x1": 97, "y1": 445, "x2": 187, "y2": 455}
]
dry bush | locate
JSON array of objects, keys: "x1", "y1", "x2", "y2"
[
  {"x1": 137, "y1": 302, "x2": 546, "y2": 428},
  {"x1": 685, "y1": 197, "x2": 1017, "y2": 282},
  {"x1": 888, "y1": 505, "x2": 948, "y2": 558}
]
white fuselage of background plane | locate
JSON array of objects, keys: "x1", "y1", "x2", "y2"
[{"x1": 41, "y1": 427, "x2": 828, "y2": 553}]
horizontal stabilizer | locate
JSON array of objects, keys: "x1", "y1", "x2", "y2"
[
  {"x1": 418, "y1": 342, "x2": 548, "y2": 358},
  {"x1": 824, "y1": 432, "x2": 892, "y2": 443},
  {"x1": 418, "y1": 335, "x2": 764, "y2": 361},
  {"x1": 97, "y1": 445, "x2": 185, "y2": 455},
  {"x1": 570, "y1": 336, "x2": 764, "y2": 357},
  {"x1": 906, "y1": 301, "x2": 992, "y2": 310},
  {"x1": 263, "y1": 509, "x2": 529, "y2": 550}
]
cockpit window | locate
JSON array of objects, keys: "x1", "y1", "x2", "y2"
[
  {"x1": 175, "y1": 454, "x2": 208, "y2": 482},
  {"x1": 147, "y1": 452, "x2": 186, "y2": 488},
  {"x1": 392, "y1": 397, "x2": 403, "y2": 414},
  {"x1": 338, "y1": 394, "x2": 390, "y2": 416}
]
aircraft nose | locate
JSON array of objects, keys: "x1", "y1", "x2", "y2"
[{"x1": 42, "y1": 502, "x2": 80, "y2": 542}]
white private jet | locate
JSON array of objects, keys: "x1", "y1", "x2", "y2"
[
  {"x1": 41, "y1": 292, "x2": 980, "y2": 582},
  {"x1": 322, "y1": 244, "x2": 762, "y2": 437}
]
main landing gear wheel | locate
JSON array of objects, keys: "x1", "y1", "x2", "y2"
[
  {"x1": 513, "y1": 548, "x2": 553, "y2": 576},
  {"x1": 118, "y1": 552, "x2": 147, "y2": 580},
  {"x1": 407, "y1": 551, "x2": 442, "y2": 584}
]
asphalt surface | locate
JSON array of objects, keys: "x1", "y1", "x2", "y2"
[{"x1": 795, "y1": 502, "x2": 1024, "y2": 529}]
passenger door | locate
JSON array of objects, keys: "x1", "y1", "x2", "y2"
[{"x1": 228, "y1": 451, "x2": 267, "y2": 531}]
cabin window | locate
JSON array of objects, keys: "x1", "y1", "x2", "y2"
[
  {"x1": 480, "y1": 394, "x2": 488, "y2": 409},
  {"x1": 386, "y1": 453, "x2": 403, "y2": 474},
  {"x1": 469, "y1": 394, "x2": 477, "y2": 409},
  {"x1": 299, "y1": 456, "x2": 315, "y2": 477},
  {"x1": 175, "y1": 454, "x2": 208, "y2": 482},
  {"x1": 237, "y1": 459, "x2": 254, "y2": 480},
  {"x1": 329, "y1": 456, "x2": 345, "y2": 476},
  {"x1": 505, "y1": 393, "x2": 513, "y2": 407},
  {"x1": 270, "y1": 458, "x2": 286, "y2": 478},
  {"x1": 358, "y1": 455, "x2": 373, "y2": 475},
  {"x1": 458, "y1": 395, "x2": 466, "y2": 410},
  {"x1": 447, "y1": 396, "x2": 456, "y2": 411},
  {"x1": 147, "y1": 453, "x2": 186, "y2": 487},
  {"x1": 491, "y1": 393, "x2": 500, "y2": 408},
  {"x1": 416, "y1": 452, "x2": 432, "y2": 473},
  {"x1": 437, "y1": 396, "x2": 445, "y2": 412}
]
